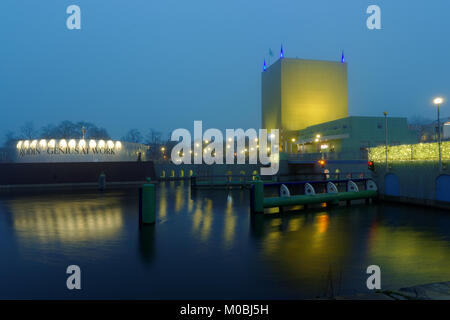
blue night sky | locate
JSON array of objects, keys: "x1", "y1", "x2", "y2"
[{"x1": 0, "y1": 0, "x2": 449, "y2": 143}]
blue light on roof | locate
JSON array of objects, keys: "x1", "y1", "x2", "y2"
[
  {"x1": 341, "y1": 51, "x2": 345, "y2": 63},
  {"x1": 263, "y1": 59, "x2": 267, "y2": 71},
  {"x1": 280, "y1": 45, "x2": 284, "y2": 59}
]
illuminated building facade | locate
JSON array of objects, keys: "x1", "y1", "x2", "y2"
[
  {"x1": 297, "y1": 116, "x2": 416, "y2": 159},
  {"x1": 262, "y1": 57, "x2": 348, "y2": 149}
]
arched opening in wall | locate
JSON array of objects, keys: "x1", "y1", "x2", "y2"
[
  {"x1": 436, "y1": 174, "x2": 450, "y2": 202},
  {"x1": 161, "y1": 170, "x2": 166, "y2": 178},
  {"x1": 252, "y1": 170, "x2": 259, "y2": 180},
  {"x1": 189, "y1": 170, "x2": 194, "y2": 177},
  {"x1": 180, "y1": 170, "x2": 184, "y2": 178},
  {"x1": 171, "y1": 170, "x2": 175, "y2": 178},
  {"x1": 385, "y1": 173, "x2": 400, "y2": 196}
]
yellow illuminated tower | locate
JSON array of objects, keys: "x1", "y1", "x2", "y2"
[{"x1": 262, "y1": 55, "x2": 348, "y2": 146}]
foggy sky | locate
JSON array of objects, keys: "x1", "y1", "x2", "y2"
[{"x1": 1, "y1": 0, "x2": 449, "y2": 143}]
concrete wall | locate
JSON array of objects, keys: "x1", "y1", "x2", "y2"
[
  {"x1": 0, "y1": 161, "x2": 156, "y2": 185},
  {"x1": 154, "y1": 163, "x2": 262, "y2": 179},
  {"x1": 372, "y1": 161, "x2": 450, "y2": 209}
]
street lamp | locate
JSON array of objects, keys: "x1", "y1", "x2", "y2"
[
  {"x1": 433, "y1": 97, "x2": 444, "y2": 170},
  {"x1": 290, "y1": 138, "x2": 296, "y2": 153},
  {"x1": 383, "y1": 111, "x2": 388, "y2": 170}
]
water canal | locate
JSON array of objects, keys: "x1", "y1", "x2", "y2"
[{"x1": 0, "y1": 181, "x2": 449, "y2": 299}]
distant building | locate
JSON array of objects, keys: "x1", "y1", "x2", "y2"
[
  {"x1": 444, "y1": 122, "x2": 450, "y2": 140},
  {"x1": 296, "y1": 116, "x2": 416, "y2": 159},
  {"x1": 408, "y1": 117, "x2": 450, "y2": 142},
  {"x1": 262, "y1": 57, "x2": 348, "y2": 150}
]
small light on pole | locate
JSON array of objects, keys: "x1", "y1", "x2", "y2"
[{"x1": 433, "y1": 97, "x2": 444, "y2": 170}]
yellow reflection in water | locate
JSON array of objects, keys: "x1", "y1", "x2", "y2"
[
  {"x1": 223, "y1": 194, "x2": 236, "y2": 248},
  {"x1": 367, "y1": 226, "x2": 450, "y2": 285},
  {"x1": 175, "y1": 184, "x2": 185, "y2": 213},
  {"x1": 158, "y1": 182, "x2": 167, "y2": 219},
  {"x1": 201, "y1": 199, "x2": 213, "y2": 241},
  {"x1": 10, "y1": 196, "x2": 123, "y2": 244},
  {"x1": 191, "y1": 198, "x2": 213, "y2": 241},
  {"x1": 259, "y1": 212, "x2": 349, "y2": 283}
]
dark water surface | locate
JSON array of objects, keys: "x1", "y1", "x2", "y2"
[{"x1": 0, "y1": 181, "x2": 449, "y2": 299}]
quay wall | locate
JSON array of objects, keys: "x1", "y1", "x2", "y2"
[{"x1": 372, "y1": 161, "x2": 450, "y2": 209}]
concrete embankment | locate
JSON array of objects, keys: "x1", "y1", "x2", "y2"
[{"x1": 372, "y1": 161, "x2": 450, "y2": 209}]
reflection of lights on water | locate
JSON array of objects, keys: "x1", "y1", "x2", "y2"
[
  {"x1": 11, "y1": 198, "x2": 123, "y2": 244},
  {"x1": 316, "y1": 214, "x2": 329, "y2": 234},
  {"x1": 223, "y1": 194, "x2": 236, "y2": 248}
]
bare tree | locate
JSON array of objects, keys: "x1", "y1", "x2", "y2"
[
  {"x1": 122, "y1": 129, "x2": 143, "y2": 143},
  {"x1": 3, "y1": 131, "x2": 18, "y2": 147},
  {"x1": 20, "y1": 121, "x2": 37, "y2": 139}
]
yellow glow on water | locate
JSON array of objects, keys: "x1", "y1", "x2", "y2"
[
  {"x1": 316, "y1": 214, "x2": 329, "y2": 234},
  {"x1": 175, "y1": 186, "x2": 185, "y2": 213},
  {"x1": 201, "y1": 199, "x2": 213, "y2": 241},
  {"x1": 10, "y1": 196, "x2": 123, "y2": 246},
  {"x1": 158, "y1": 183, "x2": 167, "y2": 219},
  {"x1": 223, "y1": 194, "x2": 236, "y2": 248},
  {"x1": 367, "y1": 225, "x2": 450, "y2": 285}
]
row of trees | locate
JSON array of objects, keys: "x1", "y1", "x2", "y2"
[{"x1": 3, "y1": 121, "x2": 110, "y2": 147}]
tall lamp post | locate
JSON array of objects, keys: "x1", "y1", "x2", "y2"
[
  {"x1": 383, "y1": 112, "x2": 388, "y2": 170},
  {"x1": 433, "y1": 97, "x2": 443, "y2": 171}
]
